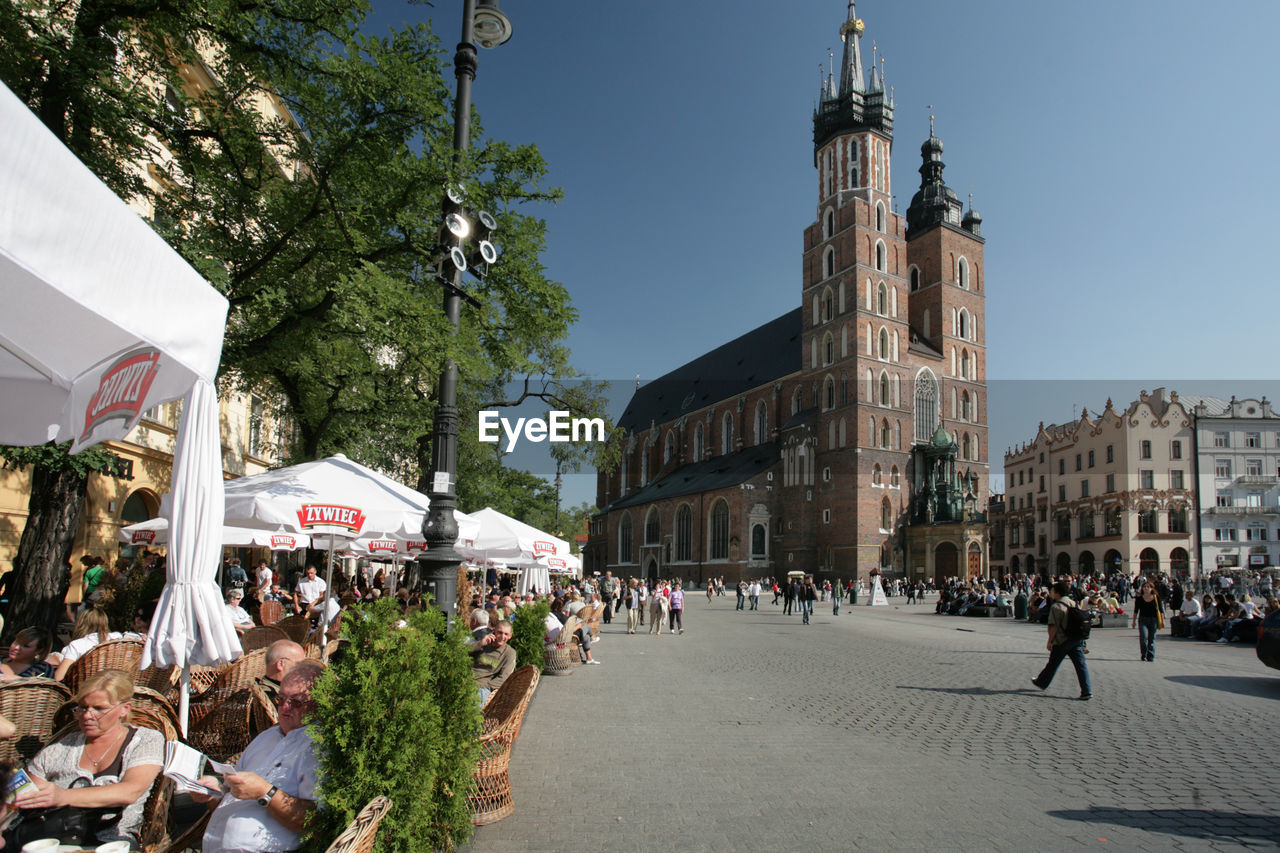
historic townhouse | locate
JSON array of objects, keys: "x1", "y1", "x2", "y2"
[{"x1": 587, "y1": 2, "x2": 991, "y2": 586}]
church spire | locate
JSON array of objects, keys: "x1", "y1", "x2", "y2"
[{"x1": 838, "y1": 1, "x2": 865, "y2": 96}]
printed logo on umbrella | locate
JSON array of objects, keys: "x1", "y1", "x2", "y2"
[
  {"x1": 84, "y1": 348, "x2": 162, "y2": 435},
  {"x1": 296, "y1": 503, "x2": 367, "y2": 534},
  {"x1": 270, "y1": 534, "x2": 298, "y2": 549},
  {"x1": 368, "y1": 539, "x2": 397, "y2": 553},
  {"x1": 131, "y1": 530, "x2": 156, "y2": 544},
  {"x1": 544, "y1": 557, "x2": 567, "y2": 569},
  {"x1": 406, "y1": 540, "x2": 428, "y2": 552},
  {"x1": 533, "y1": 540, "x2": 556, "y2": 555}
]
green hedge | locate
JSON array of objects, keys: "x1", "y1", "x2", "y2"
[
  {"x1": 305, "y1": 598, "x2": 481, "y2": 852},
  {"x1": 509, "y1": 599, "x2": 549, "y2": 670}
]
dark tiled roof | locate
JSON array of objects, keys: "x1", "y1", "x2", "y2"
[
  {"x1": 781, "y1": 407, "x2": 819, "y2": 431},
  {"x1": 603, "y1": 441, "x2": 780, "y2": 512},
  {"x1": 617, "y1": 309, "x2": 801, "y2": 432}
]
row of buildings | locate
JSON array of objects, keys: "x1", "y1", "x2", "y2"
[{"x1": 993, "y1": 390, "x2": 1280, "y2": 582}]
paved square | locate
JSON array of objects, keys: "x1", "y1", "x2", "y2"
[{"x1": 465, "y1": 598, "x2": 1280, "y2": 852}]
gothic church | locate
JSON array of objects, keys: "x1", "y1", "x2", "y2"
[{"x1": 587, "y1": 2, "x2": 991, "y2": 585}]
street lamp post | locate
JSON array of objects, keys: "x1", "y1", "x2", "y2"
[{"x1": 415, "y1": 0, "x2": 512, "y2": 617}]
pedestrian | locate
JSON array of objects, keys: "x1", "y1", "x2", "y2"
[
  {"x1": 736, "y1": 581, "x2": 746, "y2": 610},
  {"x1": 1030, "y1": 581, "x2": 1092, "y2": 700},
  {"x1": 637, "y1": 581, "x2": 648, "y2": 626},
  {"x1": 649, "y1": 583, "x2": 669, "y2": 635},
  {"x1": 832, "y1": 577, "x2": 841, "y2": 615},
  {"x1": 706, "y1": 582, "x2": 714, "y2": 606},
  {"x1": 771, "y1": 581, "x2": 781, "y2": 606},
  {"x1": 906, "y1": 582, "x2": 916, "y2": 604},
  {"x1": 600, "y1": 571, "x2": 619, "y2": 624},
  {"x1": 802, "y1": 576, "x2": 818, "y2": 625},
  {"x1": 749, "y1": 579, "x2": 761, "y2": 610},
  {"x1": 1131, "y1": 581, "x2": 1162, "y2": 661},
  {"x1": 669, "y1": 582, "x2": 685, "y2": 634},
  {"x1": 625, "y1": 580, "x2": 640, "y2": 634}
]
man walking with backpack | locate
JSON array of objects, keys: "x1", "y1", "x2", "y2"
[{"x1": 1030, "y1": 580, "x2": 1092, "y2": 701}]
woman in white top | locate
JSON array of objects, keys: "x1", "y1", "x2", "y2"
[
  {"x1": 226, "y1": 590, "x2": 254, "y2": 633},
  {"x1": 51, "y1": 608, "x2": 122, "y2": 681}
]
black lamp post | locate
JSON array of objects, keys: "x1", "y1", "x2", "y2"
[{"x1": 416, "y1": 0, "x2": 512, "y2": 617}]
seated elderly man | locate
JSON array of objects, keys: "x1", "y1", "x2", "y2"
[
  {"x1": 258, "y1": 640, "x2": 306, "y2": 701},
  {"x1": 198, "y1": 660, "x2": 326, "y2": 853},
  {"x1": 470, "y1": 619, "x2": 515, "y2": 705},
  {"x1": 468, "y1": 608, "x2": 491, "y2": 642}
]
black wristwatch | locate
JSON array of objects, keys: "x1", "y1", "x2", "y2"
[{"x1": 258, "y1": 785, "x2": 279, "y2": 807}]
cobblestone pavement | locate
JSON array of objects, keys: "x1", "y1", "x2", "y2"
[{"x1": 464, "y1": 597, "x2": 1280, "y2": 852}]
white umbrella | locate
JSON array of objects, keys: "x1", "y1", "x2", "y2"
[
  {"x1": 119, "y1": 517, "x2": 312, "y2": 551},
  {"x1": 0, "y1": 84, "x2": 236, "y2": 733},
  {"x1": 0, "y1": 84, "x2": 227, "y2": 451},
  {"x1": 461, "y1": 506, "x2": 571, "y2": 563}
]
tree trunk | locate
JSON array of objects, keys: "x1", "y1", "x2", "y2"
[{"x1": 3, "y1": 463, "x2": 89, "y2": 643}]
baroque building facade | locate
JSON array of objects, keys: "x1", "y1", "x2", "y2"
[
  {"x1": 1003, "y1": 388, "x2": 1203, "y2": 580},
  {"x1": 586, "y1": 3, "x2": 990, "y2": 586}
]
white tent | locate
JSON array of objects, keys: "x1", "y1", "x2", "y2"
[
  {"x1": 0, "y1": 83, "x2": 239, "y2": 729},
  {"x1": 461, "y1": 506, "x2": 571, "y2": 564}
]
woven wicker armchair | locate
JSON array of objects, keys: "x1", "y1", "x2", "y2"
[
  {"x1": 187, "y1": 649, "x2": 268, "y2": 729},
  {"x1": 467, "y1": 664, "x2": 540, "y2": 825},
  {"x1": 275, "y1": 614, "x2": 310, "y2": 643},
  {"x1": 0, "y1": 677, "x2": 71, "y2": 763},
  {"x1": 323, "y1": 796, "x2": 394, "y2": 853},
  {"x1": 257, "y1": 599, "x2": 285, "y2": 626},
  {"x1": 64, "y1": 637, "x2": 146, "y2": 694},
  {"x1": 239, "y1": 625, "x2": 288, "y2": 653},
  {"x1": 544, "y1": 615, "x2": 582, "y2": 674},
  {"x1": 186, "y1": 681, "x2": 274, "y2": 764},
  {"x1": 137, "y1": 665, "x2": 181, "y2": 704}
]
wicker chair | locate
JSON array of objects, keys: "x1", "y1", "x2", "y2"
[
  {"x1": 187, "y1": 649, "x2": 268, "y2": 728},
  {"x1": 0, "y1": 677, "x2": 71, "y2": 763},
  {"x1": 137, "y1": 664, "x2": 181, "y2": 705},
  {"x1": 53, "y1": 686, "x2": 180, "y2": 738},
  {"x1": 239, "y1": 625, "x2": 288, "y2": 653},
  {"x1": 544, "y1": 615, "x2": 582, "y2": 675},
  {"x1": 323, "y1": 796, "x2": 394, "y2": 853},
  {"x1": 275, "y1": 614, "x2": 310, "y2": 643},
  {"x1": 584, "y1": 604, "x2": 603, "y2": 640},
  {"x1": 467, "y1": 665, "x2": 540, "y2": 825},
  {"x1": 159, "y1": 808, "x2": 210, "y2": 853},
  {"x1": 186, "y1": 681, "x2": 274, "y2": 764},
  {"x1": 64, "y1": 637, "x2": 146, "y2": 693},
  {"x1": 257, "y1": 599, "x2": 285, "y2": 626}
]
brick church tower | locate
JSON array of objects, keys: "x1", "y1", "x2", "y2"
[{"x1": 587, "y1": 2, "x2": 991, "y2": 585}]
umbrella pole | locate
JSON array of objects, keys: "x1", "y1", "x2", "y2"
[
  {"x1": 179, "y1": 665, "x2": 191, "y2": 737},
  {"x1": 321, "y1": 537, "x2": 336, "y2": 663}
]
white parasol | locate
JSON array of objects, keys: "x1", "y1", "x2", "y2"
[
  {"x1": 0, "y1": 84, "x2": 237, "y2": 732},
  {"x1": 119, "y1": 517, "x2": 312, "y2": 551}
]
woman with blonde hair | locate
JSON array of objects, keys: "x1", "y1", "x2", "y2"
[
  {"x1": 4, "y1": 670, "x2": 163, "y2": 847},
  {"x1": 50, "y1": 608, "x2": 121, "y2": 680}
]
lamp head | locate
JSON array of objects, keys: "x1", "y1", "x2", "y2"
[{"x1": 473, "y1": 1, "x2": 513, "y2": 48}]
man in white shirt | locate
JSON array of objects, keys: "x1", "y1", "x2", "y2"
[
  {"x1": 292, "y1": 566, "x2": 326, "y2": 615},
  {"x1": 199, "y1": 660, "x2": 325, "y2": 853},
  {"x1": 255, "y1": 561, "x2": 273, "y2": 600},
  {"x1": 747, "y1": 580, "x2": 761, "y2": 610}
]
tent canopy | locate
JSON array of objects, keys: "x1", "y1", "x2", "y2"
[{"x1": 0, "y1": 84, "x2": 228, "y2": 451}]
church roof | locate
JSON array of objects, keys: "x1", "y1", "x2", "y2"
[
  {"x1": 603, "y1": 441, "x2": 781, "y2": 512},
  {"x1": 617, "y1": 309, "x2": 801, "y2": 432}
]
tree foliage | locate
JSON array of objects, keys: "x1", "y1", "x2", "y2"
[{"x1": 307, "y1": 598, "x2": 481, "y2": 852}]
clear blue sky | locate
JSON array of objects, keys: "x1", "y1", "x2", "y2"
[{"x1": 370, "y1": 0, "x2": 1280, "y2": 510}]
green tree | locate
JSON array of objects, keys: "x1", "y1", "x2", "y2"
[{"x1": 0, "y1": 443, "x2": 123, "y2": 640}]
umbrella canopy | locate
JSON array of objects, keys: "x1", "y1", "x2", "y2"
[
  {"x1": 0, "y1": 84, "x2": 228, "y2": 452},
  {"x1": 119, "y1": 518, "x2": 312, "y2": 551},
  {"x1": 462, "y1": 506, "x2": 571, "y2": 564},
  {"x1": 222, "y1": 454, "x2": 433, "y2": 538}
]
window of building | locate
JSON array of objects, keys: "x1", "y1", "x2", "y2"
[
  {"x1": 722, "y1": 413, "x2": 734, "y2": 455},
  {"x1": 1214, "y1": 526, "x2": 1237, "y2": 542},
  {"x1": 879, "y1": 372, "x2": 890, "y2": 406},
  {"x1": 910, "y1": 267, "x2": 920, "y2": 291},
  {"x1": 1246, "y1": 432, "x2": 1261, "y2": 448},
  {"x1": 823, "y1": 247, "x2": 835, "y2": 279},
  {"x1": 1247, "y1": 458, "x2": 1263, "y2": 476},
  {"x1": 823, "y1": 508, "x2": 831, "y2": 524},
  {"x1": 1170, "y1": 440, "x2": 1182, "y2": 459},
  {"x1": 1058, "y1": 484, "x2": 1066, "y2": 502},
  {"x1": 1139, "y1": 440, "x2": 1151, "y2": 459},
  {"x1": 875, "y1": 200, "x2": 886, "y2": 232},
  {"x1": 1139, "y1": 469, "x2": 1154, "y2": 489},
  {"x1": 1038, "y1": 475, "x2": 1045, "y2": 492},
  {"x1": 1170, "y1": 470, "x2": 1184, "y2": 489},
  {"x1": 1104, "y1": 507, "x2": 1122, "y2": 536},
  {"x1": 1214, "y1": 432, "x2": 1229, "y2": 448},
  {"x1": 913, "y1": 369, "x2": 938, "y2": 442},
  {"x1": 880, "y1": 419, "x2": 891, "y2": 448},
  {"x1": 1216, "y1": 493, "x2": 1230, "y2": 507},
  {"x1": 875, "y1": 240, "x2": 886, "y2": 272},
  {"x1": 1079, "y1": 512, "x2": 1096, "y2": 538},
  {"x1": 1058, "y1": 459, "x2": 1065, "y2": 476},
  {"x1": 1169, "y1": 507, "x2": 1188, "y2": 533},
  {"x1": 823, "y1": 376, "x2": 836, "y2": 411},
  {"x1": 872, "y1": 464, "x2": 882, "y2": 486},
  {"x1": 709, "y1": 500, "x2": 729, "y2": 560},
  {"x1": 1080, "y1": 479, "x2": 1089, "y2": 498},
  {"x1": 880, "y1": 498, "x2": 892, "y2": 531},
  {"x1": 1246, "y1": 523, "x2": 1268, "y2": 542},
  {"x1": 755, "y1": 402, "x2": 768, "y2": 445},
  {"x1": 1075, "y1": 454, "x2": 1082, "y2": 472},
  {"x1": 618, "y1": 514, "x2": 633, "y2": 563},
  {"x1": 821, "y1": 288, "x2": 834, "y2": 322},
  {"x1": 1215, "y1": 459, "x2": 1232, "y2": 479},
  {"x1": 876, "y1": 282, "x2": 888, "y2": 316},
  {"x1": 1105, "y1": 473, "x2": 1115, "y2": 492},
  {"x1": 675, "y1": 505, "x2": 692, "y2": 561},
  {"x1": 891, "y1": 465, "x2": 900, "y2": 487},
  {"x1": 823, "y1": 208, "x2": 835, "y2": 240},
  {"x1": 878, "y1": 328, "x2": 890, "y2": 360},
  {"x1": 1090, "y1": 449, "x2": 1097, "y2": 467},
  {"x1": 1055, "y1": 514, "x2": 1071, "y2": 541},
  {"x1": 957, "y1": 257, "x2": 969, "y2": 289},
  {"x1": 664, "y1": 431, "x2": 675, "y2": 465},
  {"x1": 644, "y1": 507, "x2": 660, "y2": 545},
  {"x1": 693, "y1": 423, "x2": 704, "y2": 460},
  {"x1": 823, "y1": 332, "x2": 834, "y2": 366},
  {"x1": 1138, "y1": 509, "x2": 1156, "y2": 533},
  {"x1": 751, "y1": 523, "x2": 767, "y2": 557},
  {"x1": 248, "y1": 394, "x2": 265, "y2": 458}
]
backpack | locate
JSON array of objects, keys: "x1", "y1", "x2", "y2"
[{"x1": 1062, "y1": 603, "x2": 1092, "y2": 642}]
